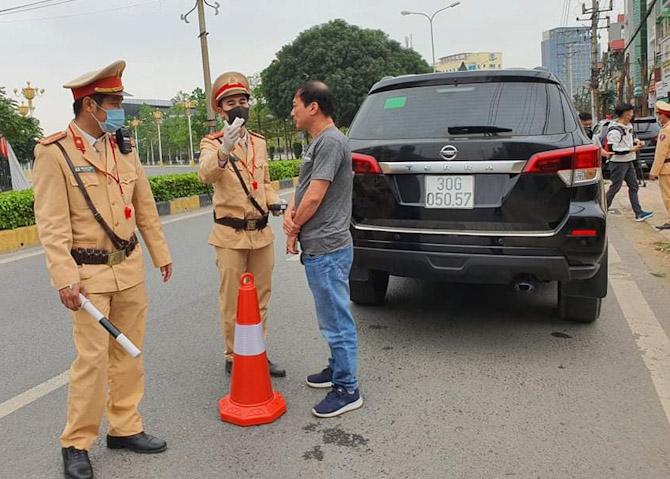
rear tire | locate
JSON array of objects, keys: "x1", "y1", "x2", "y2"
[
  {"x1": 558, "y1": 288, "x2": 602, "y2": 323},
  {"x1": 350, "y1": 270, "x2": 389, "y2": 306}
]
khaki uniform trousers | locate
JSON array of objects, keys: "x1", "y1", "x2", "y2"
[
  {"x1": 60, "y1": 282, "x2": 147, "y2": 451},
  {"x1": 661, "y1": 175, "x2": 670, "y2": 219},
  {"x1": 215, "y1": 244, "x2": 274, "y2": 362}
]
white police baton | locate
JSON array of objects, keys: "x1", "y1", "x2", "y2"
[{"x1": 78, "y1": 294, "x2": 142, "y2": 358}]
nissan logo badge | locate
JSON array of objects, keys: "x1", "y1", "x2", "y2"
[{"x1": 440, "y1": 145, "x2": 458, "y2": 160}]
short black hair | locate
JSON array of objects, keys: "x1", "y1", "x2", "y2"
[
  {"x1": 579, "y1": 112, "x2": 592, "y2": 121},
  {"x1": 294, "y1": 81, "x2": 334, "y2": 118},
  {"x1": 614, "y1": 103, "x2": 634, "y2": 118},
  {"x1": 73, "y1": 93, "x2": 113, "y2": 116}
]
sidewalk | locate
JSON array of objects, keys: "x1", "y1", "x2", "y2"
[{"x1": 609, "y1": 179, "x2": 670, "y2": 239}]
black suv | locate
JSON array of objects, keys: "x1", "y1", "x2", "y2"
[{"x1": 347, "y1": 69, "x2": 607, "y2": 322}]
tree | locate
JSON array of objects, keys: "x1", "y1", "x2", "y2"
[
  {"x1": 261, "y1": 19, "x2": 431, "y2": 127},
  {"x1": 0, "y1": 87, "x2": 43, "y2": 163}
]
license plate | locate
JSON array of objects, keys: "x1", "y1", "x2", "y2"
[{"x1": 425, "y1": 176, "x2": 475, "y2": 209}]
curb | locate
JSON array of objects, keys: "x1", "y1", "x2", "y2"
[
  {"x1": 0, "y1": 225, "x2": 40, "y2": 254},
  {"x1": 0, "y1": 176, "x2": 299, "y2": 254}
]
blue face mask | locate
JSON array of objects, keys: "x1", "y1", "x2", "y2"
[{"x1": 92, "y1": 102, "x2": 125, "y2": 133}]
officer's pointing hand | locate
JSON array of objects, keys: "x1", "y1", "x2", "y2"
[{"x1": 59, "y1": 283, "x2": 88, "y2": 311}]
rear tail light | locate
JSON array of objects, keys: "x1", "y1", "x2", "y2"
[
  {"x1": 352, "y1": 152, "x2": 381, "y2": 175},
  {"x1": 569, "y1": 229, "x2": 598, "y2": 237},
  {"x1": 523, "y1": 145, "x2": 601, "y2": 187}
]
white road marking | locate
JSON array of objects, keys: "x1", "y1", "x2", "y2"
[
  {"x1": 609, "y1": 240, "x2": 622, "y2": 264},
  {"x1": 0, "y1": 249, "x2": 44, "y2": 265},
  {"x1": 160, "y1": 209, "x2": 211, "y2": 225},
  {"x1": 0, "y1": 371, "x2": 69, "y2": 420},
  {"x1": 609, "y1": 243, "x2": 670, "y2": 427}
]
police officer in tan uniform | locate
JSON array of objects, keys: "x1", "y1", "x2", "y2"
[
  {"x1": 198, "y1": 72, "x2": 286, "y2": 377},
  {"x1": 651, "y1": 100, "x2": 670, "y2": 230},
  {"x1": 32, "y1": 61, "x2": 173, "y2": 479}
]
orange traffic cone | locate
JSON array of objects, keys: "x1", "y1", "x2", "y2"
[{"x1": 218, "y1": 273, "x2": 287, "y2": 426}]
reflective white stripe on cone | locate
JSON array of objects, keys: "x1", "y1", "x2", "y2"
[{"x1": 233, "y1": 324, "x2": 266, "y2": 357}]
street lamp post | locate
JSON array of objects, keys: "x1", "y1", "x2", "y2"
[
  {"x1": 14, "y1": 81, "x2": 45, "y2": 117},
  {"x1": 178, "y1": 100, "x2": 196, "y2": 166},
  {"x1": 153, "y1": 110, "x2": 164, "y2": 167},
  {"x1": 401, "y1": 2, "x2": 461, "y2": 72},
  {"x1": 129, "y1": 119, "x2": 141, "y2": 163},
  {"x1": 17, "y1": 102, "x2": 30, "y2": 117}
]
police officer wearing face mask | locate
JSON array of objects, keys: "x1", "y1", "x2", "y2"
[
  {"x1": 198, "y1": 72, "x2": 286, "y2": 378},
  {"x1": 32, "y1": 60, "x2": 173, "y2": 479}
]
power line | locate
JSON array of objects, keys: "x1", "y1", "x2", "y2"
[
  {"x1": 0, "y1": 0, "x2": 157, "y2": 22},
  {"x1": 0, "y1": 0, "x2": 55, "y2": 14},
  {"x1": 0, "y1": 0, "x2": 77, "y2": 16}
]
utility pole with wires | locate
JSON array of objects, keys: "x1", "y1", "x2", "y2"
[
  {"x1": 578, "y1": 0, "x2": 613, "y2": 120},
  {"x1": 181, "y1": 0, "x2": 220, "y2": 134}
]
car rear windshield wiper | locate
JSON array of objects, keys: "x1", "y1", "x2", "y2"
[{"x1": 447, "y1": 125, "x2": 514, "y2": 134}]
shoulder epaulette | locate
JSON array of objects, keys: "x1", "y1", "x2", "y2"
[
  {"x1": 206, "y1": 131, "x2": 224, "y2": 140},
  {"x1": 38, "y1": 131, "x2": 67, "y2": 145},
  {"x1": 249, "y1": 130, "x2": 265, "y2": 140}
]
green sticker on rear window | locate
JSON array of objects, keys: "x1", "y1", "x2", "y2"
[{"x1": 384, "y1": 97, "x2": 406, "y2": 109}]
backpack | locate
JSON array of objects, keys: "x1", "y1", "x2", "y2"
[{"x1": 600, "y1": 124, "x2": 628, "y2": 153}]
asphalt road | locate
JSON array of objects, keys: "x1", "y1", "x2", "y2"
[{"x1": 1, "y1": 202, "x2": 670, "y2": 478}]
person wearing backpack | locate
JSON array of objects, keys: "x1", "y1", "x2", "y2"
[{"x1": 605, "y1": 103, "x2": 654, "y2": 222}]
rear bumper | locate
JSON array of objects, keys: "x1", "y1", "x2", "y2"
[{"x1": 352, "y1": 246, "x2": 599, "y2": 284}]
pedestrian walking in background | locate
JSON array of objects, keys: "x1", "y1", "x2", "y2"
[{"x1": 605, "y1": 103, "x2": 654, "y2": 222}]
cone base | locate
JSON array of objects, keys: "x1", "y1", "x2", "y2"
[{"x1": 219, "y1": 391, "x2": 287, "y2": 427}]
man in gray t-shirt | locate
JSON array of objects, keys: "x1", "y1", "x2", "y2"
[
  {"x1": 284, "y1": 81, "x2": 362, "y2": 419},
  {"x1": 293, "y1": 126, "x2": 352, "y2": 255}
]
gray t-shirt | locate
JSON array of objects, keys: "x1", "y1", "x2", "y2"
[{"x1": 295, "y1": 126, "x2": 352, "y2": 255}]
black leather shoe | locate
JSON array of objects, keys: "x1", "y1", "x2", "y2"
[
  {"x1": 62, "y1": 447, "x2": 93, "y2": 479},
  {"x1": 106, "y1": 432, "x2": 167, "y2": 454},
  {"x1": 268, "y1": 359, "x2": 286, "y2": 378},
  {"x1": 225, "y1": 361, "x2": 232, "y2": 374}
]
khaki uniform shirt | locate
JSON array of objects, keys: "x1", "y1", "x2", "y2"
[
  {"x1": 198, "y1": 130, "x2": 280, "y2": 250},
  {"x1": 33, "y1": 122, "x2": 172, "y2": 293},
  {"x1": 651, "y1": 122, "x2": 670, "y2": 177}
]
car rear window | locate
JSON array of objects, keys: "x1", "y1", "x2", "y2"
[
  {"x1": 349, "y1": 82, "x2": 571, "y2": 140},
  {"x1": 633, "y1": 120, "x2": 660, "y2": 135}
]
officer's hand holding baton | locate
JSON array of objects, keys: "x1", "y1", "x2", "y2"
[{"x1": 59, "y1": 283, "x2": 88, "y2": 311}]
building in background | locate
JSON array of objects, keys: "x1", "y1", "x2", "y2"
[
  {"x1": 434, "y1": 52, "x2": 503, "y2": 73},
  {"x1": 541, "y1": 27, "x2": 593, "y2": 101},
  {"x1": 646, "y1": 0, "x2": 670, "y2": 105}
]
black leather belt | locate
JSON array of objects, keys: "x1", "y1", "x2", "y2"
[
  {"x1": 214, "y1": 214, "x2": 268, "y2": 231},
  {"x1": 71, "y1": 234, "x2": 138, "y2": 266}
]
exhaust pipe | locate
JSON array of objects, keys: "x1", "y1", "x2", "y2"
[{"x1": 513, "y1": 279, "x2": 536, "y2": 293}]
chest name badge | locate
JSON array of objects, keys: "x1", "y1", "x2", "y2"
[{"x1": 74, "y1": 166, "x2": 95, "y2": 173}]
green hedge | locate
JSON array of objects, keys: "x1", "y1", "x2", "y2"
[
  {"x1": 0, "y1": 189, "x2": 35, "y2": 230},
  {"x1": 148, "y1": 173, "x2": 212, "y2": 202},
  {"x1": 0, "y1": 162, "x2": 301, "y2": 231},
  {"x1": 269, "y1": 160, "x2": 302, "y2": 181}
]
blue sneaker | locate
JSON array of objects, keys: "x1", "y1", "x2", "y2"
[
  {"x1": 306, "y1": 366, "x2": 333, "y2": 389},
  {"x1": 636, "y1": 211, "x2": 654, "y2": 222},
  {"x1": 312, "y1": 385, "x2": 363, "y2": 418}
]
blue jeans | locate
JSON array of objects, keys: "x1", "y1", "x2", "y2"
[{"x1": 302, "y1": 245, "x2": 359, "y2": 391}]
